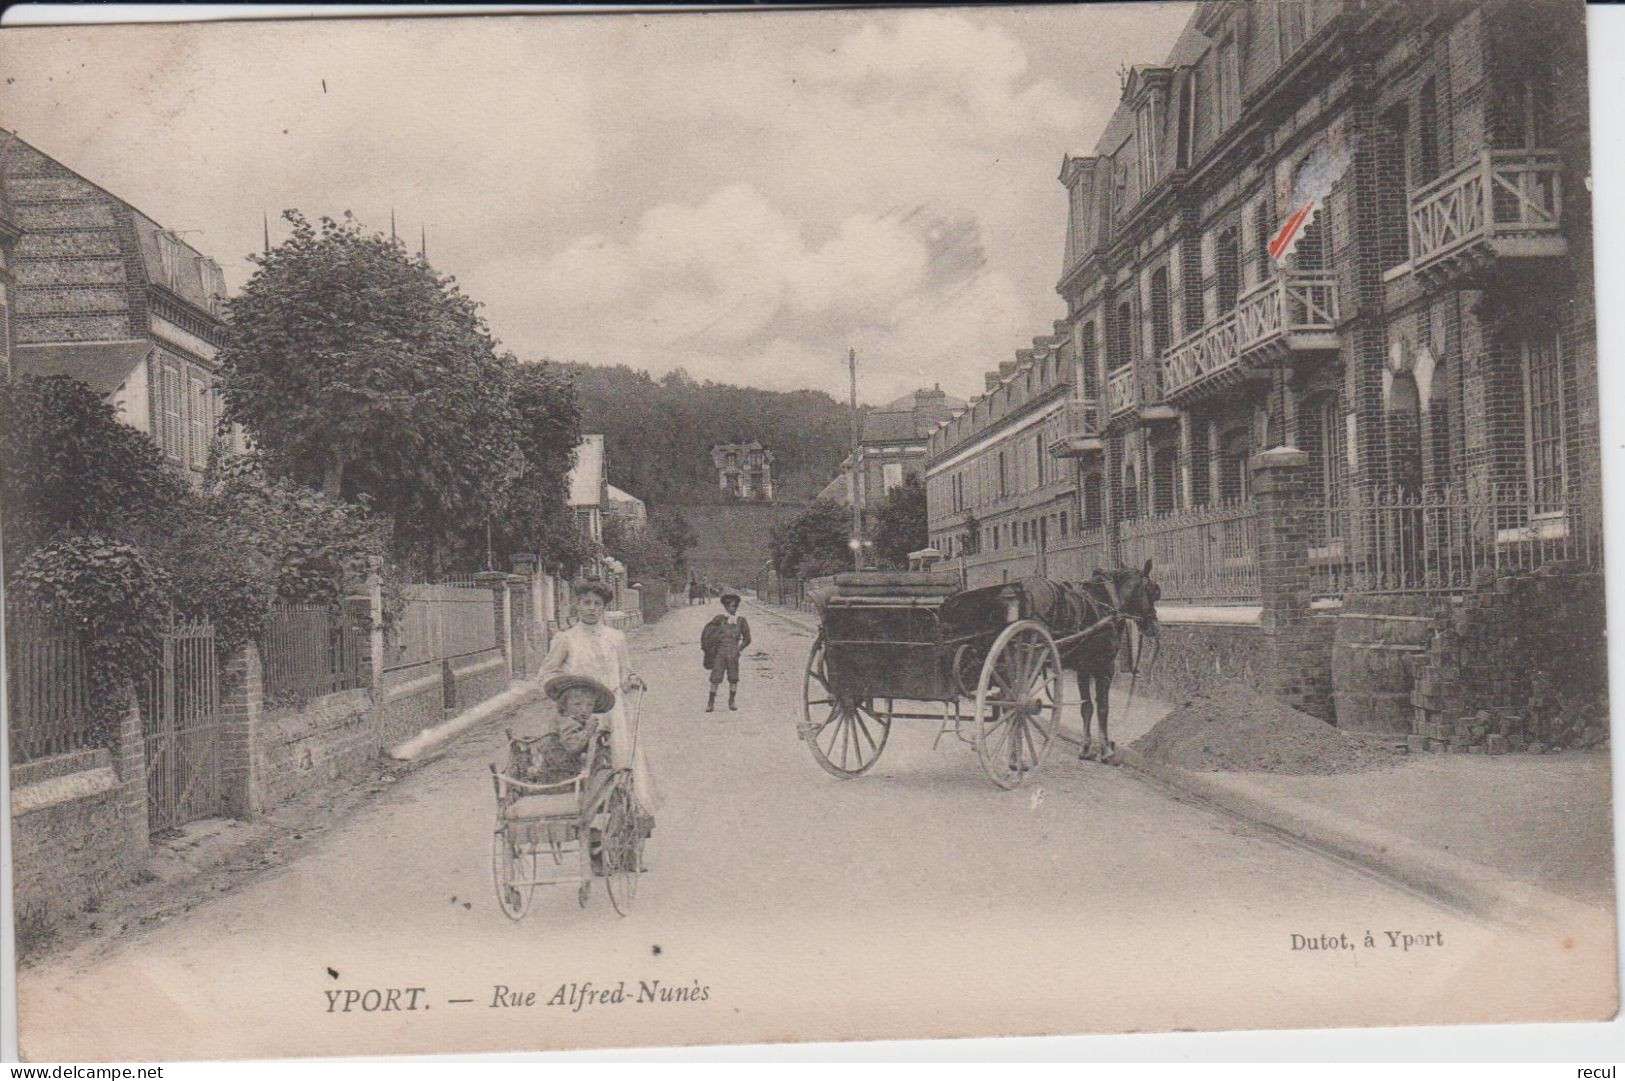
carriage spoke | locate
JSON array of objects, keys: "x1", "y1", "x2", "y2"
[{"x1": 851, "y1": 708, "x2": 878, "y2": 758}]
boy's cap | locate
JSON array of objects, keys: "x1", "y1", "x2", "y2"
[{"x1": 544, "y1": 673, "x2": 616, "y2": 713}]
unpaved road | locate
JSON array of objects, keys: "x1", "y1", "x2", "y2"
[{"x1": 15, "y1": 601, "x2": 1614, "y2": 1059}]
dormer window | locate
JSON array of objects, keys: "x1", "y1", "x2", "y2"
[
  {"x1": 1279, "y1": 0, "x2": 1308, "y2": 62},
  {"x1": 1178, "y1": 69, "x2": 1197, "y2": 168},
  {"x1": 1136, "y1": 93, "x2": 1162, "y2": 191},
  {"x1": 1217, "y1": 35, "x2": 1241, "y2": 131}
]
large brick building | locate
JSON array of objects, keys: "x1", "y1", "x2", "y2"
[
  {"x1": 0, "y1": 131, "x2": 239, "y2": 483},
  {"x1": 927, "y1": 0, "x2": 1595, "y2": 597},
  {"x1": 818, "y1": 386, "x2": 963, "y2": 509}
]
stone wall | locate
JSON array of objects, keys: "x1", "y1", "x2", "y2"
[
  {"x1": 8, "y1": 703, "x2": 147, "y2": 947},
  {"x1": 1407, "y1": 567, "x2": 1608, "y2": 754},
  {"x1": 251, "y1": 690, "x2": 376, "y2": 811}
]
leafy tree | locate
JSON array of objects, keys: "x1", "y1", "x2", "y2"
[
  {"x1": 870, "y1": 473, "x2": 928, "y2": 569},
  {"x1": 457, "y1": 359, "x2": 587, "y2": 574},
  {"x1": 0, "y1": 376, "x2": 187, "y2": 572},
  {"x1": 769, "y1": 500, "x2": 853, "y2": 578},
  {"x1": 217, "y1": 211, "x2": 514, "y2": 566},
  {"x1": 651, "y1": 506, "x2": 698, "y2": 579},
  {"x1": 602, "y1": 514, "x2": 674, "y2": 583}
]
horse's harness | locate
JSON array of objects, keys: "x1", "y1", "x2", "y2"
[{"x1": 1063, "y1": 575, "x2": 1162, "y2": 719}]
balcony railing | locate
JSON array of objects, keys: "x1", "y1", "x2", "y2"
[
  {"x1": 1049, "y1": 397, "x2": 1103, "y2": 457},
  {"x1": 1161, "y1": 271, "x2": 1340, "y2": 400},
  {"x1": 1409, "y1": 149, "x2": 1564, "y2": 274},
  {"x1": 1106, "y1": 366, "x2": 1137, "y2": 418}
]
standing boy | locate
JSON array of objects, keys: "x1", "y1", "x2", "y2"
[{"x1": 700, "y1": 591, "x2": 752, "y2": 712}]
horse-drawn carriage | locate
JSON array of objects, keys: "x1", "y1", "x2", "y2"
[{"x1": 797, "y1": 565, "x2": 1159, "y2": 789}]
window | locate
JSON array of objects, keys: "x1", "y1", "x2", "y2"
[
  {"x1": 1121, "y1": 465, "x2": 1139, "y2": 521},
  {"x1": 1114, "y1": 301, "x2": 1135, "y2": 371},
  {"x1": 1418, "y1": 79, "x2": 1439, "y2": 185},
  {"x1": 1059, "y1": 511, "x2": 1069, "y2": 538},
  {"x1": 882, "y1": 462, "x2": 904, "y2": 492},
  {"x1": 1217, "y1": 36, "x2": 1240, "y2": 131},
  {"x1": 1523, "y1": 330, "x2": 1566, "y2": 515},
  {"x1": 1151, "y1": 446, "x2": 1178, "y2": 514},
  {"x1": 1254, "y1": 199, "x2": 1273, "y2": 281},
  {"x1": 188, "y1": 372, "x2": 210, "y2": 469},
  {"x1": 1278, "y1": 0, "x2": 1308, "y2": 62},
  {"x1": 1035, "y1": 434, "x2": 1046, "y2": 486},
  {"x1": 1178, "y1": 69, "x2": 1197, "y2": 168},
  {"x1": 1149, "y1": 268, "x2": 1172, "y2": 358},
  {"x1": 1215, "y1": 227, "x2": 1240, "y2": 313},
  {"x1": 1080, "y1": 321, "x2": 1098, "y2": 395},
  {"x1": 1082, "y1": 473, "x2": 1104, "y2": 529},
  {"x1": 1137, "y1": 93, "x2": 1161, "y2": 190},
  {"x1": 998, "y1": 451, "x2": 1008, "y2": 498},
  {"x1": 159, "y1": 357, "x2": 184, "y2": 462},
  {"x1": 1380, "y1": 105, "x2": 1412, "y2": 268}
]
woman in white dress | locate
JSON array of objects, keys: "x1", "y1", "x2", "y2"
[{"x1": 537, "y1": 579, "x2": 661, "y2": 818}]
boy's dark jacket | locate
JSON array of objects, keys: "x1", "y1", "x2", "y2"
[{"x1": 700, "y1": 614, "x2": 752, "y2": 669}]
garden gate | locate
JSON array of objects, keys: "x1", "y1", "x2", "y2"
[{"x1": 141, "y1": 618, "x2": 225, "y2": 833}]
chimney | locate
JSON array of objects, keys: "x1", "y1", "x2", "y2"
[
  {"x1": 998, "y1": 361, "x2": 1016, "y2": 377},
  {"x1": 985, "y1": 372, "x2": 1001, "y2": 391}
]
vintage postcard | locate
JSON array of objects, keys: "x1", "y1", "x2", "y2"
[{"x1": 0, "y1": 0, "x2": 1616, "y2": 1062}]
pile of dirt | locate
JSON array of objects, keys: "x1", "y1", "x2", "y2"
[{"x1": 1131, "y1": 682, "x2": 1395, "y2": 775}]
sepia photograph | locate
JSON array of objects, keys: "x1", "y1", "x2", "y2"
[{"x1": 0, "y1": 0, "x2": 1616, "y2": 1062}]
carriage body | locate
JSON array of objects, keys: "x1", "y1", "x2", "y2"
[{"x1": 801, "y1": 572, "x2": 1071, "y2": 789}]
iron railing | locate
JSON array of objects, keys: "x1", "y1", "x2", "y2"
[
  {"x1": 385, "y1": 583, "x2": 497, "y2": 671},
  {"x1": 1409, "y1": 149, "x2": 1563, "y2": 270},
  {"x1": 5, "y1": 600, "x2": 96, "y2": 763},
  {"x1": 1308, "y1": 482, "x2": 1602, "y2": 597},
  {"x1": 141, "y1": 617, "x2": 223, "y2": 832},
  {"x1": 1117, "y1": 499, "x2": 1259, "y2": 605},
  {"x1": 258, "y1": 602, "x2": 368, "y2": 708}
]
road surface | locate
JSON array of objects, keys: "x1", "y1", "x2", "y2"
[{"x1": 14, "y1": 600, "x2": 1612, "y2": 1059}]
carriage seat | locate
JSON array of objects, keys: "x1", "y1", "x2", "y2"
[{"x1": 505, "y1": 792, "x2": 583, "y2": 820}]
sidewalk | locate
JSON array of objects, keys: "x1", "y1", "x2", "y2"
[{"x1": 748, "y1": 596, "x2": 1616, "y2": 929}]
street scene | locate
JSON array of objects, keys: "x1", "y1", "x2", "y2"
[
  {"x1": 1, "y1": 0, "x2": 1617, "y2": 1062},
  {"x1": 11, "y1": 599, "x2": 1612, "y2": 1060}
]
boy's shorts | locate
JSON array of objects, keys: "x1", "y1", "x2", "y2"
[{"x1": 708, "y1": 653, "x2": 740, "y2": 685}]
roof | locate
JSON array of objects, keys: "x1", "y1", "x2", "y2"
[
  {"x1": 1090, "y1": 15, "x2": 1213, "y2": 159},
  {"x1": 568, "y1": 434, "x2": 606, "y2": 507},
  {"x1": 861, "y1": 410, "x2": 924, "y2": 444},
  {"x1": 13, "y1": 341, "x2": 152, "y2": 396},
  {"x1": 606, "y1": 484, "x2": 646, "y2": 513}
]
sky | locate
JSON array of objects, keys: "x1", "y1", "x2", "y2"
[{"x1": 0, "y1": 4, "x2": 1193, "y2": 406}]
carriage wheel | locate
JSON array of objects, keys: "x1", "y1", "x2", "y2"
[
  {"x1": 951, "y1": 643, "x2": 982, "y2": 699},
  {"x1": 972, "y1": 620, "x2": 1062, "y2": 789},
  {"x1": 802, "y1": 634, "x2": 891, "y2": 779},
  {"x1": 601, "y1": 776, "x2": 643, "y2": 917},
  {"x1": 491, "y1": 827, "x2": 534, "y2": 921}
]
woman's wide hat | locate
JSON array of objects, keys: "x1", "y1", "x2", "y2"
[
  {"x1": 544, "y1": 673, "x2": 616, "y2": 714},
  {"x1": 572, "y1": 578, "x2": 615, "y2": 603}
]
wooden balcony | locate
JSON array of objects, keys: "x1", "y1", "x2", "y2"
[
  {"x1": 1106, "y1": 366, "x2": 1138, "y2": 419},
  {"x1": 1161, "y1": 271, "x2": 1340, "y2": 403},
  {"x1": 1048, "y1": 398, "x2": 1103, "y2": 458},
  {"x1": 1408, "y1": 149, "x2": 1566, "y2": 284}
]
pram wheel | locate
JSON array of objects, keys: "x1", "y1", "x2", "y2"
[
  {"x1": 602, "y1": 776, "x2": 643, "y2": 917},
  {"x1": 492, "y1": 829, "x2": 534, "y2": 921}
]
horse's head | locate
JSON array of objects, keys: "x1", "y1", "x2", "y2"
[{"x1": 1091, "y1": 560, "x2": 1162, "y2": 638}]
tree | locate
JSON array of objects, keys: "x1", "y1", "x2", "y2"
[
  {"x1": 0, "y1": 376, "x2": 187, "y2": 572},
  {"x1": 769, "y1": 500, "x2": 852, "y2": 578},
  {"x1": 602, "y1": 514, "x2": 675, "y2": 583},
  {"x1": 450, "y1": 359, "x2": 586, "y2": 573},
  {"x1": 650, "y1": 506, "x2": 698, "y2": 579},
  {"x1": 217, "y1": 211, "x2": 514, "y2": 567},
  {"x1": 870, "y1": 473, "x2": 928, "y2": 569}
]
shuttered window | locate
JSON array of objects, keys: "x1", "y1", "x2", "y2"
[
  {"x1": 189, "y1": 373, "x2": 210, "y2": 469},
  {"x1": 160, "y1": 359, "x2": 184, "y2": 462}
]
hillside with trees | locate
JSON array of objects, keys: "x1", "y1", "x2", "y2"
[{"x1": 558, "y1": 363, "x2": 853, "y2": 505}]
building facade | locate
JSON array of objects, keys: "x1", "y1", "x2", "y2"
[
  {"x1": 819, "y1": 386, "x2": 963, "y2": 509},
  {"x1": 1, "y1": 131, "x2": 240, "y2": 484},
  {"x1": 927, "y1": 0, "x2": 1595, "y2": 598},
  {"x1": 711, "y1": 441, "x2": 775, "y2": 500}
]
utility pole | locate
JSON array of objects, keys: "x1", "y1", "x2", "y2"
[{"x1": 848, "y1": 348, "x2": 863, "y2": 571}]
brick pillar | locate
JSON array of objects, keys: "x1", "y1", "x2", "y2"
[
  {"x1": 506, "y1": 573, "x2": 530, "y2": 678},
  {"x1": 475, "y1": 571, "x2": 513, "y2": 679},
  {"x1": 219, "y1": 642, "x2": 264, "y2": 819},
  {"x1": 1250, "y1": 446, "x2": 1321, "y2": 714},
  {"x1": 114, "y1": 687, "x2": 151, "y2": 862}
]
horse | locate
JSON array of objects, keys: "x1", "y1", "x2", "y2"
[
  {"x1": 688, "y1": 580, "x2": 703, "y2": 606},
  {"x1": 1060, "y1": 560, "x2": 1161, "y2": 766}
]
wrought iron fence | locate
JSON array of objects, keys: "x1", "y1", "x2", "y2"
[
  {"x1": 258, "y1": 602, "x2": 368, "y2": 708},
  {"x1": 1117, "y1": 499, "x2": 1259, "y2": 605},
  {"x1": 5, "y1": 600, "x2": 97, "y2": 763},
  {"x1": 1308, "y1": 482, "x2": 1603, "y2": 597},
  {"x1": 385, "y1": 583, "x2": 497, "y2": 671},
  {"x1": 141, "y1": 617, "x2": 224, "y2": 832}
]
